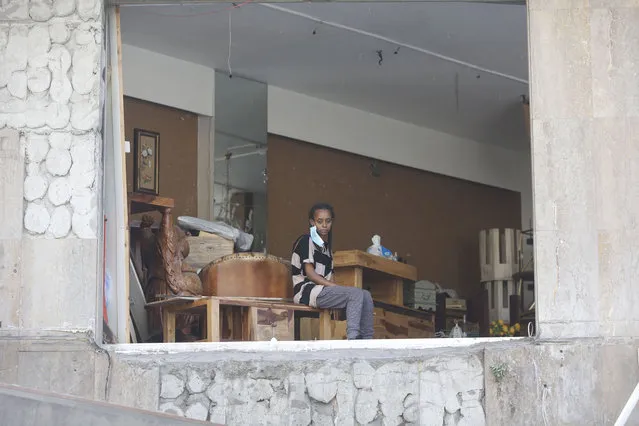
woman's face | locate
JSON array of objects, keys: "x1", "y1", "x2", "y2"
[{"x1": 310, "y1": 209, "x2": 333, "y2": 238}]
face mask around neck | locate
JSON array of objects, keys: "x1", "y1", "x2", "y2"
[{"x1": 310, "y1": 226, "x2": 325, "y2": 247}]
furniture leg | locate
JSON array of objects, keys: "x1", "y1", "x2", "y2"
[
  {"x1": 245, "y1": 307, "x2": 256, "y2": 341},
  {"x1": 163, "y1": 308, "x2": 176, "y2": 343},
  {"x1": 206, "y1": 298, "x2": 220, "y2": 342},
  {"x1": 319, "y1": 310, "x2": 332, "y2": 340},
  {"x1": 391, "y1": 278, "x2": 403, "y2": 305},
  {"x1": 232, "y1": 307, "x2": 243, "y2": 340}
]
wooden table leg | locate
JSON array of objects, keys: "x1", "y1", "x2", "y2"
[
  {"x1": 163, "y1": 308, "x2": 176, "y2": 343},
  {"x1": 206, "y1": 298, "x2": 220, "y2": 342},
  {"x1": 334, "y1": 267, "x2": 363, "y2": 289},
  {"x1": 391, "y1": 278, "x2": 403, "y2": 306},
  {"x1": 231, "y1": 307, "x2": 243, "y2": 340},
  {"x1": 318, "y1": 310, "x2": 332, "y2": 340}
]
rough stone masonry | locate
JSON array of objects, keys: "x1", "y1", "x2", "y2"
[
  {"x1": 156, "y1": 355, "x2": 486, "y2": 426},
  {"x1": 1, "y1": 0, "x2": 103, "y2": 239}
]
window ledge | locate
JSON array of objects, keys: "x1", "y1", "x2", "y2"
[{"x1": 108, "y1": 337, "x2": 527, "y2": 359}]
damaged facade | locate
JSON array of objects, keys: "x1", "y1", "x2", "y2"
[{"x1": 2, "y1": 0, "x2": 639, "y2": 425}]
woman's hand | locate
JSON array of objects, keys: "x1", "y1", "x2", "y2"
[{"x1": 304, "y1": 263, "x2": 338, "y2": 287}]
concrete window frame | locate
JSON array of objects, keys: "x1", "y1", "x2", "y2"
[{"x1": 102, "y1": 6, "x2": 534, "y2": 350}]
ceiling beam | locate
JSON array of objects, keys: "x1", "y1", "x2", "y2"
[{"x1": 110, "y1": 0, "x2": 524, "y2": 6}]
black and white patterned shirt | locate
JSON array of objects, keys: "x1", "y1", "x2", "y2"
[{"x1": 291, "y1": 234, "x2": 333, "y2": 307}]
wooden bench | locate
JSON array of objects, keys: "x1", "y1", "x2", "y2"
[{"x1": 146, "y1": 296, "x2": 336, "y2": 343}]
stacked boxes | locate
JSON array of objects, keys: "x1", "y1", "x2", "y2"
[{"x1": 403, "y1": 280, "x2": 438, "y2": 312}]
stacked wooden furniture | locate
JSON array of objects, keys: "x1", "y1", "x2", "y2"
[
  {"x1": 479, "y1": 228, "x2": 521, "y2": 323},
  {"x1": 300, "y1": 250, "x2": 435, "y2": 340},
  {"x1": 136, "y1": 229, "x2": 435, "y2": 342}
]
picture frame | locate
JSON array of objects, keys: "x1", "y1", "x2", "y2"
[{"x1": 133, "y1": 128, "x2": 160, "y2": 195}]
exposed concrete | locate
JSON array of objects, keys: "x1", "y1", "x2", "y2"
[
  {"x1": 0, "y1": 0, "x2": 103, "y2": 330},
  {"x1": 0, "y1": 333, "x2": 638, "y2": 425},
  {"x1": 1, "y1": 1, "x2": 639, "y2": 426},
  {"x1": 0, "y1": 383, "x2": 209, "y2": 426},
  {"x1": 529, "y1": 0, "x2": 639, "y2": 338}
]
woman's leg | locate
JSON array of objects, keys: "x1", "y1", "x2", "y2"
[
  {"x1": 359, "y1": 290, "x2": 374, "y2": 339},
  {"x1": 316, "y1": 286, "x2": 364, "y2": 340}
]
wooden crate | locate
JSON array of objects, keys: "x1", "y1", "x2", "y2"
[
  {"x1": 185, "y1": 231, "x2": 234, "y2": 270},
  {"x1": 248, "y1": 306, "x2": 294, "y2": 341}
]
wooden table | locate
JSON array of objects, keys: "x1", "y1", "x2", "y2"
[
  {"x1": 333, "y1": 250, "x2": 417, "y2": 305},
  {"x1": 147, "y1": 296, "x2": 336, "y2": 342},
  {"x1": 128, "y1": 192, "x2": 174, "y2": 216}
]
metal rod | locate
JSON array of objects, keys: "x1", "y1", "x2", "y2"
[
  {"x1": 214, "y1": 149, "x2": 267, "y2": 162},
  {"x1": 261, "y1": 3, "x2": 528, "y2": 84},
  {"x1": 615, "y1": 381, "x2": 639, "y2": 426}
]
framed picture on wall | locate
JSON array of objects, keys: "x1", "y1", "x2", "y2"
[{"x1": 133, "y1": 128, "x2": 160, "y2": 195}]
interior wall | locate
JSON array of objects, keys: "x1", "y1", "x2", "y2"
[
  {"x1": 124, "y1": 97, "x2": 199, "y2": 221},
  {"x1": 267, "y1": 135, "x2": 521, "y2": 298},
  {"x1": 121, "y1": 44, "x2": 215, "y2": 117},
  {"x1": 120, "y1": 44, "x2": 531, "y2": 231}
]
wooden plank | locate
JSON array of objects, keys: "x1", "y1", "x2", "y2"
[
  {"x1": 206, "y1": 298, "x2": 220, "y2": 342},
  {"x1": 185, "y1": 232, "x2": 234, "y2": 269},
  {"x1": 112, "y1": 5, "x2": 131, "y2": 344},
  {"x1": 333, "y1": 250, "x2": 417, "y2": 281},
  {"x1": 372, "y1": 300, "x2": 434, "y2": 320},
  {"x1": 162, "y1": 309, "x2": 176, "y2": 343},
  {"x1": 146, "y1": 296, "x2": 200, "y2": 307},
  {"x1": 128, "y1": 258, "x2": 150, "y2": 342},
  {"x1": 148, "y1": 296, "x2": 323, "y2": 313},
  {"x1": 214, "y1": 297, "x2": 321, "y2": 312},
  {"x1": 128, "y1": 192, "x2": 175, "y2": 210}
]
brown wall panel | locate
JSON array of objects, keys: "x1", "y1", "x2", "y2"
[
  {"x1": 124, "y1": 97, "x2": 198, "y2": 221},
  {"x1": 267, "y1": 134, "x2": 521, "y2": 298}
]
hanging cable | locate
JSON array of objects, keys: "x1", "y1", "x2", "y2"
[{"x1": 227, "y1": 8, "x2": 233, "y2": 78}]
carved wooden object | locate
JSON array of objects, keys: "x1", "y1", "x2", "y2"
[{"x1": 198, "y1": 253, "x2": 292, "y2": 299}]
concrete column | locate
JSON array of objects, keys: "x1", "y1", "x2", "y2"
[
  {"x1": 529, "y1": 0, "x2": 639, "y2": 338},
  {"x1": 0, "y1": 0, "x2": 104, "y2": 331}
]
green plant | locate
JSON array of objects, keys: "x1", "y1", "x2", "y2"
[{"x1": 490, "y1": 362, "x2": 508, "y2": 383}]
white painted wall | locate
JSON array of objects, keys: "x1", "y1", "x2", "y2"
[
  {"x1": 269, "y1": 87, "x2": 527, "y2": 194},
  {"x1": 120, "y1": 44, "x2": 532, "y2": 229},
  {"x1": 121, "y1": 44, "x2": 215, "y2": 117}
]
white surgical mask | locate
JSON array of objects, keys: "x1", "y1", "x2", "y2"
[{"x1": 310, "y1": 226, "x2": 325, "y2": 247}]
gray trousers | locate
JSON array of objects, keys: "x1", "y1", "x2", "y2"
[{"x1": 316, "y1": 286, "x2": 374, "y2": 339}]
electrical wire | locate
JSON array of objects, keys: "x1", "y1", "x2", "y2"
[
  {"x1": 260, "y1": 3, "x2": 528, "y2": 85},
  {"x1": 227, "y1": 7, "x2": 233, "y2": 78}
]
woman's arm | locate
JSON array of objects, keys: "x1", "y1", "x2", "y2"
[{"x1": 304, "y1": 263, "x2": 338, "y2": 287}]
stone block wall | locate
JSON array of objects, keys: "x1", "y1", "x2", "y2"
[
  {"x1": 1, "y1": 0, "x2": 103, "y2": 239},
  {"x1": 154, "y1": 354, "x2": 486, "y2": 425},
  {"x1": 0, "y1": 0, "x2": 104, "y2": 330}
]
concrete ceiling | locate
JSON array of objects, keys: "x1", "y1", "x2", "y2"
[{"x1": 120, "y1": 2, "x2": 530, "y2": 150}]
